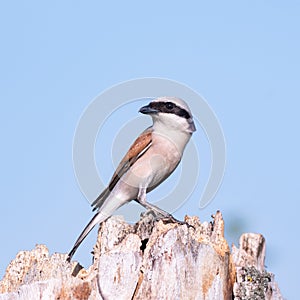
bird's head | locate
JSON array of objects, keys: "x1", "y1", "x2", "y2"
[{"x1": 139, "y1": 96, "x2": 196, "y2": 134}]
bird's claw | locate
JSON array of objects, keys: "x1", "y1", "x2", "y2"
[{"x1": 158, "y1": 215, "x2": 195, "y2": 229}]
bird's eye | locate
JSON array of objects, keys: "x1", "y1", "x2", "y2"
[{"x1": 165, "y1": 102, "x2": 174, "y2": 110}]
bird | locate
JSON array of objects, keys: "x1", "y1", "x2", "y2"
[{"x1": 67, "y1": 96, "x2": 196, "y2": 262}]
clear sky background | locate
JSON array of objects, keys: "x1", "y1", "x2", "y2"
[{"x1": 1, "y1": 1, "x2": 299, "y2": 298}]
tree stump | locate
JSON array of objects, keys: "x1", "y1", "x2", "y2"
[{"x1": 0, "y1": 211, "x2": 283, "y2": 300}]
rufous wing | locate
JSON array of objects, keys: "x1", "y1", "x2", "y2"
[{"x1": 92, "y1": 127, "x2": 153, "y2": 211}]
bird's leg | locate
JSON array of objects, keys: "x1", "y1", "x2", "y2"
[{"x1": 136, "y1": 187, "x2": 186, "y2": 225}]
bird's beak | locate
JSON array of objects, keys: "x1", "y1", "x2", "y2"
[{"x1": 139, "y1": 104, "x2": 159, "y2": 115}]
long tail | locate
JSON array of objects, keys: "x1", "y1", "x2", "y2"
[{"x1": 66, "y1": 211, "x2": 108, "y2": 262}]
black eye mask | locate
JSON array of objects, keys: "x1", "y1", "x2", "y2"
[{"x1": 149, "y1": 101, "x2": 192, "y2": 120}]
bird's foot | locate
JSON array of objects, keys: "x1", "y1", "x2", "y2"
[{"x1": 156, "y1": 214, "x2": 195, "y2": 229}]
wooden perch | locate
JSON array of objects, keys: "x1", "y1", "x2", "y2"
[{"x1": 0, "y1": 211, "x2": 283, "y2": 300}]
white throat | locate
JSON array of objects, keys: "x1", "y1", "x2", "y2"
[{"x1": 152, "y1": 119, "x2": 192, "y2": 154}]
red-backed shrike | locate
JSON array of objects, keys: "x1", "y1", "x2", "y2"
[{"x1": 67, "y1": 96, "x2": 196, "y2": 261}]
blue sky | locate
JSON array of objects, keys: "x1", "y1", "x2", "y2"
[{"x1": 1, "y1": 1, "x2": 299, "y2": 298}]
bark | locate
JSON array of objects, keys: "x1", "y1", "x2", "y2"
[{"x1": 0, "y1": 211, "x2": 283, "y2": 300}]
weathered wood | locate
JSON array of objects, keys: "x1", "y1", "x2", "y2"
[
  {"x1": 0, "y1": 211, "x2": 283, "y2": 300},
  {"x1": 0, "y1": 245, "x2": 100, "y2": 300},
  {"x1": 94, "y1": 212, "x2": 235, "y2": 300},
  {"x1": 232, "y1": 233, "x2": 283, "y2": 300}
]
